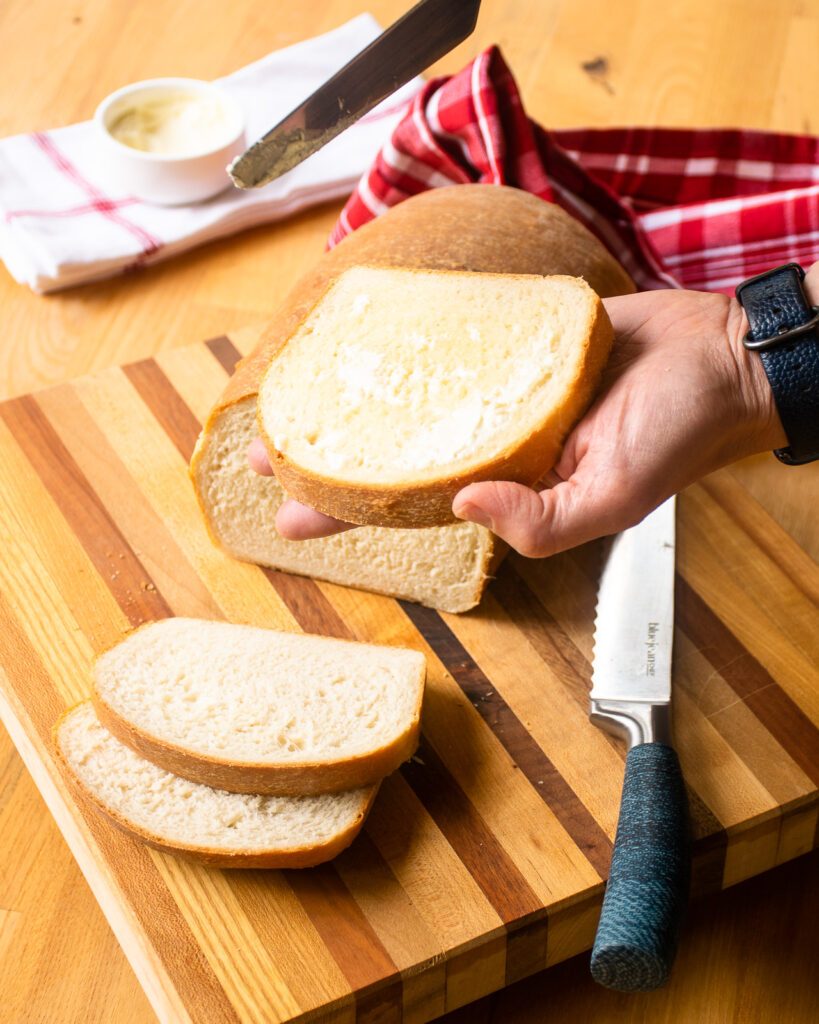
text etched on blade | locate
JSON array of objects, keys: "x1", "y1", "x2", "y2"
[{"x1": 645, "y1": 622, "x2": 659, "y2": 676}]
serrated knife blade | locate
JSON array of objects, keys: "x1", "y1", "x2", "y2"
[{"x1": 590, "y1": 496, "x2": 676, "y2": 704}]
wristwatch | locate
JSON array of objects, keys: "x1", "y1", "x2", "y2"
[{"x1": 735, "y1": 263, "x2": 819, "y2": 465}]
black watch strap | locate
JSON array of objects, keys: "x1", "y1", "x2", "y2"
[{"x1": 735, "y1": 263, "x2": 819, "y2": 465}]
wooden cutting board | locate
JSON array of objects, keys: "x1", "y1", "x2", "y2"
[{"x1": 0, "y1": 329, "x2": 817, "y2": 1024}]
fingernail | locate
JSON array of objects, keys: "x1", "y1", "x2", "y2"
[{"x1": 453, "y1": 501, "x2": 494, "y2": 530}]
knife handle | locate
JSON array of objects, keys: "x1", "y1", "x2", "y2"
[{"x1": 590, "y1": 742, "x2": 691, "y2": 992}]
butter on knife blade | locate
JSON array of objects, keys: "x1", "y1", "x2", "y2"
[{"x1": 229, "y1": 0, "x2": 481, "y2": 189}]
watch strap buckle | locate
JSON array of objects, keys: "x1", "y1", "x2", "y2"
[{"x1": 742, "y1": 307, "x2": 819, "y2": 351}]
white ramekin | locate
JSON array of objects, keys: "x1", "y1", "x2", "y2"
[{"x1": 94, "y1": 77, "x2": 246, "y2": 206}]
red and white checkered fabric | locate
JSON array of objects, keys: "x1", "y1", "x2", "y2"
[{"x1": 329, "y1": 47, "x2": 819, "y2": 294}]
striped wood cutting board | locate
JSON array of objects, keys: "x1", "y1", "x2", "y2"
[{"x1": 0, "y1": 329, "x2": 817, "y2": 1024}]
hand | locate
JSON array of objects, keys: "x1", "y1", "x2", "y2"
[{"x1": 249, "y1": 267, "x2": 812, "y2": 554}]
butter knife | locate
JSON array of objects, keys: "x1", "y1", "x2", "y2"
[
  {"x1": 229, "y1": 0, "x2": 482, "y2": 189},
  {"x1": 589, "y1": 496, "x2": 691, "y2": 991}
]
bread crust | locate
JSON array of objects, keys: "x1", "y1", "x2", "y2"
[
  {"x1": 189, "y1": 187, "x2": 633, "y2": 589},
  {"x1": 90, "y1": 618, "x2": 425, "y2": 794},
  {"x1": 54, "y1": 703, "x2": 378, "y2": 869},
  {"x1": 258, "y1": 271, "x2": 614, "y2": 528}
]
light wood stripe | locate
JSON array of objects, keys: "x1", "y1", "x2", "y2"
[
  {"x1": 431, "y1": 598, "x2": 626, "y2": 841},
  {"x1": 0, "y1": 330, "x2": 816, "y2": 1024},
  {"x1": 0, "y1": 592, "x2": 240, "y2": 1024},
  {"x1": 0, "y1": 395, "x2": 172, "y2": 627},
  {"x1": 679, "y1": 485, "x2": 819, "y2": 720},
  {"x1": 72, "y1": 369, "x2": 297, "y2": 632},
  {"x1": 122, "y1": 359, "x2": 202, "y2": 461},
  {"x1": 262, "y1": 572, "x2": 545, "y2": 925},
  {"x1": 316, "y1": 582, "x2": 605, "y2": 904},
  {"x1": 402, "y1": 602, "x2": 613, "y2": 878},
  {"x1": 677, "y1": 577, "x2": 819, "y2": 787},
  {"x1": 36, "y1": 383, "x2": 224, "y2": 624}
]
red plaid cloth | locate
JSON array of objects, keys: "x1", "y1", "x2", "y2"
[{"x1": 329, "y1": 48, "x2": 819, "y2": 294}]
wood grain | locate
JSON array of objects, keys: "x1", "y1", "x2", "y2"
[
  {"x1": 1, "y1": 325, "x2": 817, "y2": 1023},
  {"x1": 1, "y1": 1, "x2": 819, "y2": 1023}
]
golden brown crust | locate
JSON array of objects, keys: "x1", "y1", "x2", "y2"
[
  {"x1": 258, "y1": 273, "x2": 614, "y2": 528},
  {"x1": 53, "y1": 703, "x2": 379, "y2": 869}
]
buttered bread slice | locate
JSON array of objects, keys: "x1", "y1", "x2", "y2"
[
  {"x1": 92, "y1": 618, "x2": 425, "y2": 796},
  {"x1": 258, "y1": 267, "x2": 614, "y2": 527}
]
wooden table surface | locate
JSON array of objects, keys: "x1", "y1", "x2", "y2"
[{"x1": 1, "y1": 2, "x2": 817, "y2": 1022}]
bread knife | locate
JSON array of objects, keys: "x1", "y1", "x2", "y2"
[
  {"x1": 229, "y1": 0, "x2": 482, "y2": 189},
  {"x1": 589, "y1": 496, "x2": 691, "y2": 991}
]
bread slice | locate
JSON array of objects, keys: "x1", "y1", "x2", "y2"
[
  {"x1": 258, "y1": 268, "x2": 614, "y2": 528},
  {"x1": 191, "y1": 186, "x2": 633, "y2": 605},
  {"x1": 92, "y1": 617, "x2": 425, "y2": 795},
  {"x1": 55, "y1": 703, "x2": 377, "y2": 868}
]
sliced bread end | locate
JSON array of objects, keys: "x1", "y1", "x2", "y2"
[{"x1": 55, "y1": 702, "x2": 377, "y2": 869}]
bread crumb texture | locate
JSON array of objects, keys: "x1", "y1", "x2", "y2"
[
  {"x1": 95, "y1": 617, "x2": 424, "y2": 764},
  {"x1": 58, "y1": 704, "x2": 372, "y2": 851},
  {"x1": 193, "y1": 399, "x2": 493, "y2": 611}
]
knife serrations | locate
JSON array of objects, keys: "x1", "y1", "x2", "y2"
[
  {"x1": 229, "y1": 0, "x2": 481, "y2": 189},
  {"x1": 590, "y1": 497, "x2": 676, "y2": 704}
]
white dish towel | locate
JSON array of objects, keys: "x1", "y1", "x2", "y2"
[{"x1": 0, "y1": 14, "x2": 421, "y2": 293}]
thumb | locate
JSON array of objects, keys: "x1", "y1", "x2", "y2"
[{"x1": 452, "y1": 476, "x2": 639, "y2": 558}]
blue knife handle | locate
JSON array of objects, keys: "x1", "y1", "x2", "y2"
[{"x1": 590, "y1": 742, "x2": 691, "y2": 991}]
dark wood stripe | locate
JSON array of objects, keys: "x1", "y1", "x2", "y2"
[
  {"x1": 689, "y1": 829, "x2": 729, "y2": 899},
  {"x1": 677, "y1": 576, "x2": 819, "y2": 787},
  {"x1": 509, "y1": 561, "x2": 731, "y2": 889},
  {"x1": 263, "y1": 570, "x2": 544, "y2": 925},
  {"x1": 0, "y1": 590, "x2": 241, "y2": 1024},
  {"x1": 402, "y1": 738, "x2": 543, "y2": 924},
  {"x1": 262, "y1": 569, "x2": 353, "y2": 640},
  {"x1": 491, "y1": 564, "x2": 601, "y2": 723},
  {"x1": 355, "y1": 978, "x2": 403, "y2": 1024},
  {"x1": 286, "y1": 866, "x2": 399, "y2": 993},
  {"x1": 0, "y1": 396, "x2": 171, "y2": 628},
  {"x1": 504, "y1": 914, "x2": 550, "y2": 986},
  {"x1": 206, "y1": 335, "x2": 243, "y2": 376},
  {"x1": 258, "y1": 571, "x2": 405, "y2": 1009},
  {"x1": 122, "y1": 359, "x2": 202, "y2": 461},
  {"x1": 401, "y1": 602, "x2": 613, "y2": 878}
]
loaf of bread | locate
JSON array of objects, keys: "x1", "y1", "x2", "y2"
[
  {"x1": 92, "y1": 618, "x2": 425, "y2": 795},
  {"x1": 258, "y1": 267, "x2": 613, "y2": 527},
  {"x1": 191, "y1": 186, "x2": 634, "y2": 609},
  {"x1": 55, "y1": 703, "x2": 377, "y2": 868}
]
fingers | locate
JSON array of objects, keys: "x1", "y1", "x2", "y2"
[
  {"x1": 247, "y1": 438, "x2": 354, "y2": 539},
  {"x1": 452, "y1": 476, "x2": 645, "y2": 558},
  {"x1": 275, "y1": 498, "x2": 355, "y2": 540},
  {"x1": 247, "y1": 437, "x2": 274, "y2": 476}
]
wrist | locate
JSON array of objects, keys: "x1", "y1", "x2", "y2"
[{"x1": 724, "y1": 295, "x2": 789, "y2": 454}]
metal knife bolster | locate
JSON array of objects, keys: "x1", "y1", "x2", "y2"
[{"x1": 590, "y1": 699, "x2": 672, "y2": 748}]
